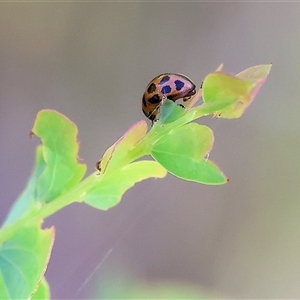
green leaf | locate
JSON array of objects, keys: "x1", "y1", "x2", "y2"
[
  {"x1": 151, "y1": 123, "x2": 227, "y2": 184},
  {"x1": 3, "y1": 146, "x2": 46, "y2": 226},
  {"x1": 190, "y1": 97, "x2": 239, "y2": 120},
  {"x1": 31, "y1": 109, "x2": 87, "y2": 202},
  {"x1": 202, "y1": 72, "x2": 255, "y2": 119},
  {"x1": 99, "y1": 120, "x2": 148, "y2": 173},
  {"x1": 236, "y1": 63, "x2": 272, "y2": 81},
  {"x1": 157, "y1": 99, "x2": 186, "y2": 124},
  {"x1": 31, "y1": 277, "x2": 50, "y2": 300},
  {"x1": 236, "y1": 63, "x2": 272, "y2": 104},
  {"x1": 84, "y1": 161, "x2": 167, "y2": 210},
  {"x1": 202, "y1": 64, "x2": 272, "y2": 119},
  {"x1": 0, "y1": 223, "x2": 54, "y2": 299}
]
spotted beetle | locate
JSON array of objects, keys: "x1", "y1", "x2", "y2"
[{"x1": 142, "y1": 73, "x2": 196, "y2": 122}]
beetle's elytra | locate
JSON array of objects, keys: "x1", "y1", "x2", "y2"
[{"x1": 142, "y1": 73, "x2": 196, "y2": 121}]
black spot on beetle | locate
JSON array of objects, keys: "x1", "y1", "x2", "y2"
[
  {"x1": 174, "y1": 80, "x2": 185, "y2": 91},
  {"x1": 159, "y1": 75, "x2": 170, "y2": 85},
  {"x1": 147, "y1": 83, "x2": 156, "y2": 94},
  {"x1": 142, "y1": 95, "x2": 147, "y2": 107},
  {"x1": 161, "y1": 85, "x2": 172, "y2": 94},
  {"x1": 148, "y1": 94, "x2": 161, "y2": 104}
]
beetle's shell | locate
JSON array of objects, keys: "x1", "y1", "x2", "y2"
[{"x1": 142, "y1": 73, "x2": 196, "y2": 121}]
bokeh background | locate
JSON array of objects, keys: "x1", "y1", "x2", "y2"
[{"x1": 1, "y1": 2, "x2": 299, "y2": 299}]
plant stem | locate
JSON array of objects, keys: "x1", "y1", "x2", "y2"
[
  {"x1": 0, "y1": 173, "x2": 97, "y2": 244},
  {"x1": 0, "y1": 100, "x2": 234, "y2": 245}
]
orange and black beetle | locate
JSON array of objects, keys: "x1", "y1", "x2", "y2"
[{"x1": 142, "y1": 73, "x2": 196, "y2": 121}]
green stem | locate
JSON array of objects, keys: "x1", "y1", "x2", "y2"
[
  {"x1": 0, "y1": 100, "x2": 234, "y2": 245},
  {"x1": 0, "y1": 125, "x2": 154, "y2": 244},
  {"x1": 0, "y1": 173, "x2": 97, "y2": 244}
]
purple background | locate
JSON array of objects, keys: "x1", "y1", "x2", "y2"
[{"x1": 1, "y1": 3, "x2": 299, "y2": 299}]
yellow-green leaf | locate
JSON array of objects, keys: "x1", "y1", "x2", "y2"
[
  {"x1": 151, "y1": 123, "x2": 227, "y2": 184},
  {"x1": 84, "y1": 161, "x2": 167, "y2": 210},
  {"x1": 0, "y1": 223, "x2": 54, "y2": 299},
  {"x1": 99, "y1": 120, "x2": 148, "y2": 173},
  {"x1": 31, "y1": 109, "x2": 87, "y2": 202}
]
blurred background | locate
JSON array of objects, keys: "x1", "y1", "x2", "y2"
[{"x1": 0, "y1": 2, "x2": 299, "y2": 299}]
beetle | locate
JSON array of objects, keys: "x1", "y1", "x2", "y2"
[{"x1": 142, "y1": 73, "x2": 196, "y2": 122}]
